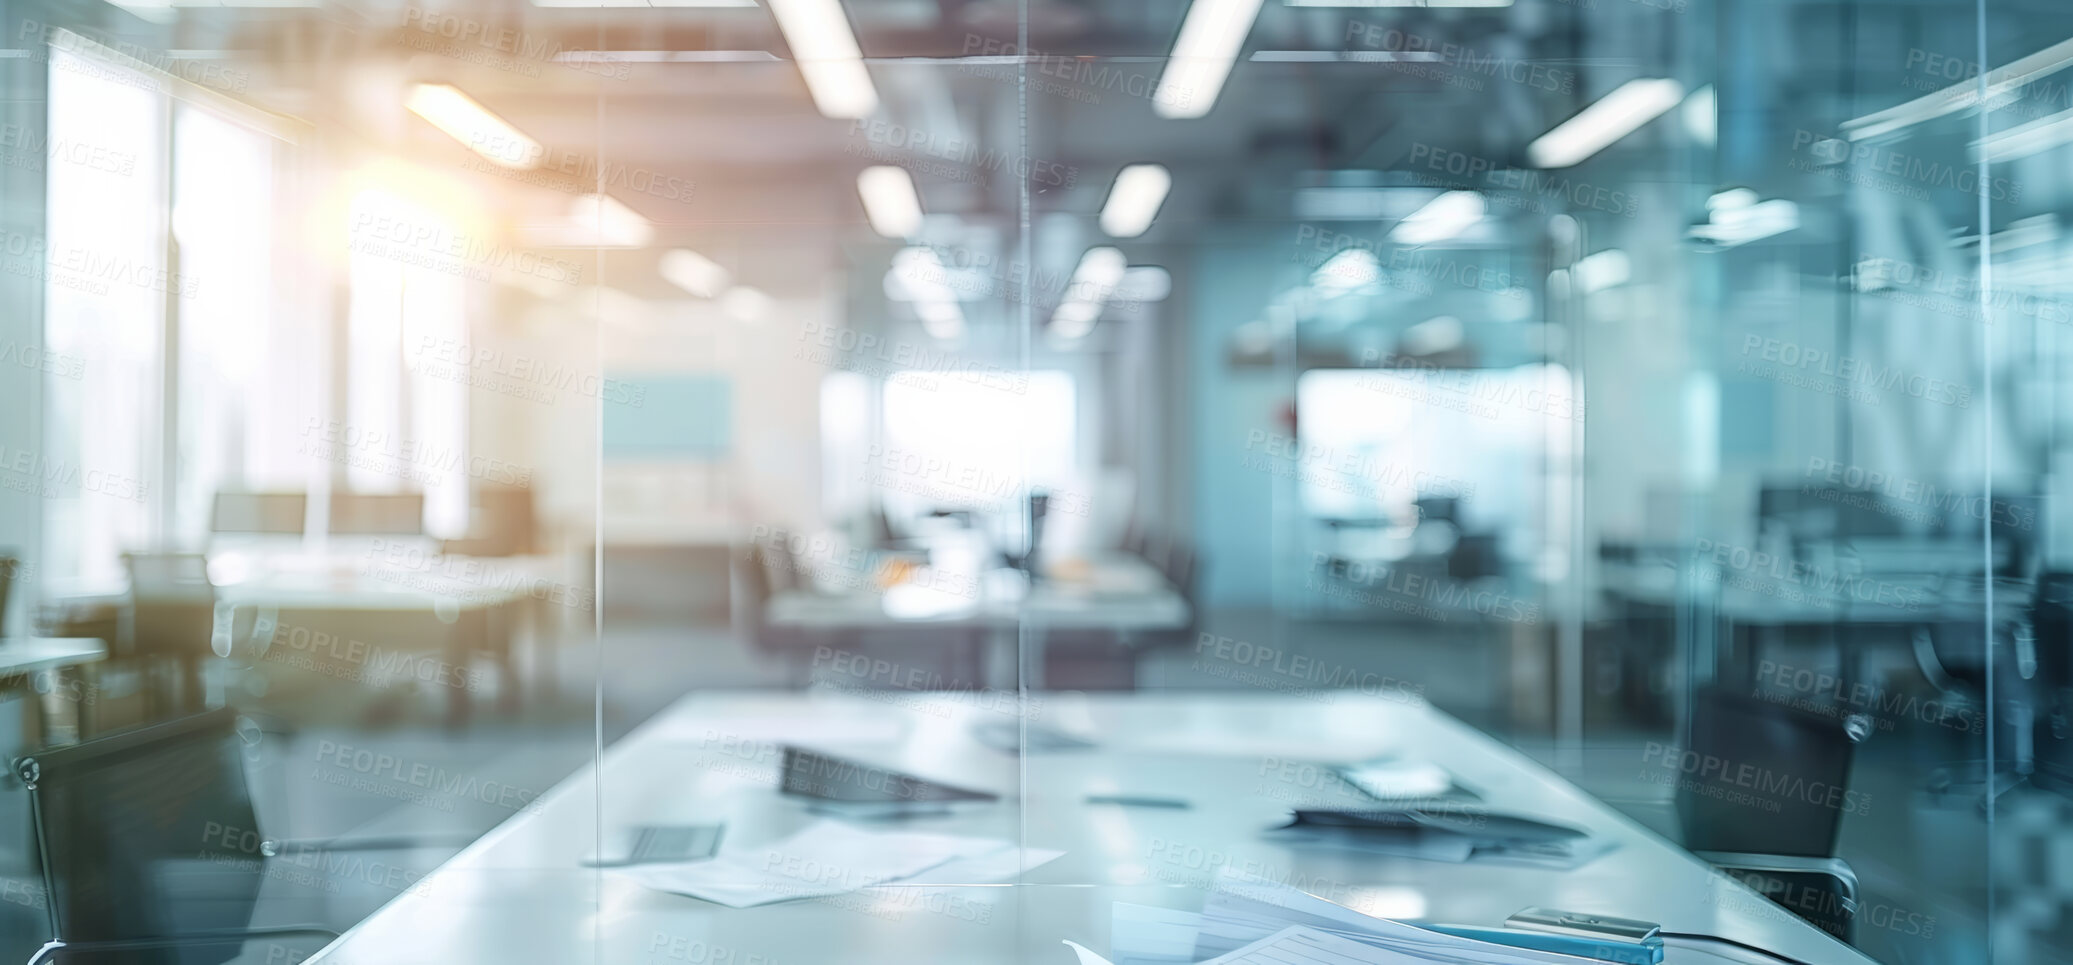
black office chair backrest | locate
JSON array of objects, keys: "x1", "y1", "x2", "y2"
[
  {"x1": 16, "y1": 708, "x2": 265, "y2": 963},
  {"x1": 122, "y1": 553, "x2": 217, "y2": 660},
  {"x1": 1676, "y1": 686, "x2": 1863, "y2": 858}
]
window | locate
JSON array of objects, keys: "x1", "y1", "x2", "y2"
[{"x1": 41, "y1": 49, "x2": 166, "y2": 586}]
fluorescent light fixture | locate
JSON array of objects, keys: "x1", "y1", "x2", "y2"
[
  {"x1": 567, "y1": 193, "x2": 654, "y2": 248},
  {"x1": 720, "y1": 286, "x2": 774, "y2": 323},
  {"x1": 1117, "y1": 265, "x2": 1173, "y2": 302},
  {"x1": 1401, "y1": 316, "x2": 1465, "y2": 355},
  {"x1": 1052, "y1": 247, "x2": 1129, "y2": 338},
  {"x1": 1571, "y1": 249, "x2": 1631, "y2": 294},
  {"x1": 551, "y1": 50, "x2": 780, "y2": 62},
  {"x1": 1389, "y1": 191, "x2": 1485, "y2": 245},
  {"x1": 1099, "y1": 164, "x2": 1172, "y2": 238},
  {"x1": 858, "y1": 166, "x2": 924, "y2": 239},
  {"x1": 659, "y1": 249, "x2": 732, "y2": 297},
  {"x1": 1527, "y1": 78, "x2": 1685, "y2": 168},
  {"x1": 767, "y1": 0, "x2": 879, "y2": 119},
  {"x1": 1154, "y1": 0, "x2": 1266, "y2": 119},
  {"x1": 1708, "y1": 187, "x2": 1758, "y2": 212},
  {"x1": 1311, "y1": 249, "x2": 1381, "y2": 296},
  {"x1": 1972, "y1": 106, "x2": 2073, "y2": 163},
  {"x1": 1682, "y1": 85, "x2": 1716, "y2": 148},
  {"x1": 406, "y1": 84, "x2": 541, "y2": 170},
  {"x1": 1845, "y1": 36, "x2": 2073, "y2": 141},
  {"x1": 1250, "y1": 50, "x2": 1445, "y2": 62},
  {"x1": 888, "y1": 248, "x2": 964, "y2": 338},
  {"x1": 1689, "y1": 197, "x2": 1798, "y2": 247}
]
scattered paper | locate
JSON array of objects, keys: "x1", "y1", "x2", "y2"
[
  {"x1": 1202, "y1": 926, "x2": 1428, "y2": 964},
  {"x1": 1064, "y1": 940, "x2": 1118, "y2": 965},
  {"x1": 613, "y1": 821, "x2": 1055, "y2": 907}
]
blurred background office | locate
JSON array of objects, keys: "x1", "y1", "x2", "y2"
[{"x1": 0, "y1": 0, "x2": 2070, "y2": 960}]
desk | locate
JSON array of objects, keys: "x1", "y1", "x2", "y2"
[
  {"x1": 305, "y1": 692, "x2": 1875, "y2": 965},
  {"x1": 0, "y1": 637, "x2": 106, "y2": 746},
  {"x1": 767, "y1": 554, "x2": 1190, "y2": 689},
  {"x1": 45, "y1": 553, "x2": 573, "y2": 726}
]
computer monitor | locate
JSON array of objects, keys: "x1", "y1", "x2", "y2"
[
  {"x1": 329, "y1": 492, "x2": 426, "y2": 536},
  {"x1": 210, "y1": 491, "x2": 307, "y2": 535}
]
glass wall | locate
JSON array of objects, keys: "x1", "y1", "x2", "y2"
[{"x1": 0, "y1": 0, "x2": 2068, "y2": 961}]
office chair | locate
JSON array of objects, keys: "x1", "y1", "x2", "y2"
[
  {"x1": 733, "y1": 544, "x2": 817, "y2": 684},
  {"x1": 119, "y1": 553, "x2": 219, "y2": 720},
  {"x1": 13, "y1": 708, "x2": 337, "y2": 965},
  {"x1": 1912, "y1": 571, "x2": 2044, "y2": 810},
  {"x1": 2031, "y1": 571, "x2": 2073, "y2": 797},
  {"x1": 1677, "y1": 686, "x2": 1867, "y2": 943}
]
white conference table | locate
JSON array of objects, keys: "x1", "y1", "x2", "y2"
[
  {"x1": 0, "y1": 637, "x2": 105, "y2": 744},
  {"x1": 767, "y1": 554, "x2": 1190, "y2": 689},
  {"x1": 304, "y1": 691, "x2": 1875, "y2": 965}
]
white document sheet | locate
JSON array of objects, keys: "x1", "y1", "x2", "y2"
[
  {"x1": 1202, "y1": 926, "x2": 1431, "y2": 964},
  {"x1": 614, "y1": 821, "x2": 1059, "y2": 907},
  {"x1": 612, "y1": 820, "x2": 999, "y2": 907}
]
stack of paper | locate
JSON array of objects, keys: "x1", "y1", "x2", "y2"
[
  {"x1": 1079, "y1": 871, "x2": 1627, "y2": 965},
  {"x1": 613, "y1": 820, "x2": 1061, "y2": 908},
  {"x1": 1269, "y1": 809, "x2": 1613, "y2": 870}
]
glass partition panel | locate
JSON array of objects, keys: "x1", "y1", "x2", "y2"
[{"x1": 2, "y1": 0, "x2": 2067, "y2": 961}]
